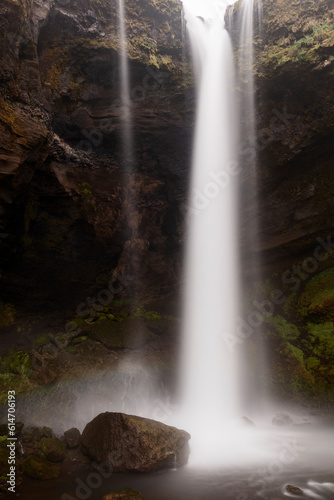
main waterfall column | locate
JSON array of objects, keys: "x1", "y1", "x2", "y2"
[{"x1": 179, "y1": 2, "x2": 241, "y2": 463}]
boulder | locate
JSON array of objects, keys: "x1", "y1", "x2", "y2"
[
  {"x1": 64, "y1": 427, "x2": 81, "y2": 449},
  {"x1": 272, "y1": 412, "x2": 294, "y2": 427},
  {"x1": 102, "y1": 489, "x2": 146, "y2": 500},
  {"x1": 81, "y1": 412, "x2": 190, "y2": 472},
  {"x1": 39, "y1": 437, "x2": 66, "y2": 462},
  {"x1": 286, "y1": 484, "x2": 304, "y2": 495}
]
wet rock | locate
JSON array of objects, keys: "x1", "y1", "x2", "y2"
[
  {"x1": 64, "y1": 427, "x2": 81, "y2": 448},
  {"x1": 22, "y1": 426, "x2": 53, "y2": 444},
  {"x1": 272, "y1": 412, "x2": 294, "y2": 427},
  {"x1": 286, "y1": 484, "x2": 304, "y2": 495},
  {"x1": 81, "y1": 412, "x2": 190, "y2": 472},
  {"x1": 102, "y1": 489, "x2": 146, "y2": 500},
  {"x1": 241, "y1": 417, "x2": 256, "y2": 427},
  {"x1": 39, "y1": 437, "x2": 66, "y2": 462},
  {"x1": 21, "y1": 455, "x2": 60, "y2": 480}
]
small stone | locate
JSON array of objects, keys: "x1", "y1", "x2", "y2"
[
  {"x1": 286, "y1": 484, "x2": 304, "y2": 495},
  {"x1": 41, "y1": 426, "x2": 53, "y2": 438},
  {"x1": 31, "y1": 427, "x2": 43, "y2": 442},
  {"x1": 64, "y1": 427, "x2": 81, "y2": 448},
  {"x1": 272, "y1": 412, "x2": 294, "y2": 427},
  {"x1": 241, "y1": 416, "x2": 256, "y2": 427}
]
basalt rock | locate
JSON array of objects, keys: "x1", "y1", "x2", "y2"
[
  {"x1": 229, "y1": 0, "x2": 334, "y2": 277},
  {"x1": 0, "y1": 0, "x2": 192, "y2": 312},
  {"x1": 81, "y1": 412, "x2": 190, "y2": 472},
  {"x1": 64, "y1": 427, "x2": 81, "y2": 448},
  {"x1": 39, "y1": 436, "x2": 66, "y2": 462}
]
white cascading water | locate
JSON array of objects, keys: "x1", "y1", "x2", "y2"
[
  {"x1": 117, "y1": 0, "x2": 133, "y2": 164},
  {"x1": 178, "y1": 0, "x2": 241, "y2": 464},
  {"x1": 238, "y1": 0, "x2": 269, "y2": 414}
]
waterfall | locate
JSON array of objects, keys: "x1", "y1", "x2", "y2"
[
  {"x1": 178, "y1": 0, "x2": 241, "y2": 463},
  {"x1": 117, "y1": 0, "x2": 133, "y2": 165},
  {"x1": 237, "y1": 0, "x2": 267, "y2": 413}
]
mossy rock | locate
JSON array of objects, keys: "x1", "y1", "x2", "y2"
[
  {"x1": 305, "y1": 356, "x2": 320, "y2": 371},
  {"x1": 102, "y1": 489, "x2": 146, "y2": 500},
  {"x1": 274, "y1": 340, "x2": 315, "y2": 395},
  {"x1": 22, "y1": 426, "x2": 53, "y2": 444},
  {"x1": 264, "y1": 314, "x2": 300, "y2": 341},
  {"x1": 90, "y1": 319, "x2": 127, "y2": 348},
  {"x1": 39, "y1": 437, "x2": 66, "y2": 462},
  {"x1": 303, "y1": 322, "x2": 334, "y2": 363},
  {"x1": 21, "y1": 456, "x2": 60, "y2": 480},
  {"x1": 91, "y1": 317, "x2": 154, "y2": 349},
  {"x1": 0, "y1": 425, "x2": 8, "y2": 436},
  {"x1": 0, "y1": 301, "x2": 16, "y2": 327},
  {"x1": 0, "y1": 442, "x2": 9, "y2": 491},
  {"x1": 298, "y1": 268, "x2": 334, "y2": 322}
]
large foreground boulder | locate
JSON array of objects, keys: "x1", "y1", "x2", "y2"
[{"x1": 81, "y1": 412, "x2": 190, "y2": 472}]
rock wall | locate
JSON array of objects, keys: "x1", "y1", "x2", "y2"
[
  {"x1": 0, "y1": 0, "x2": 192, "y2": 311},
  {"x1": 231, "y1": 0, "x2": 334, "y2": 400},
  {"x1": 1, "y1": 0, "x2": 334, "y2": 399}
]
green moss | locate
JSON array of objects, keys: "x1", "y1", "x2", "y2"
[
  {"x1": 306, "y1": 356, "x2": 320, "y2": 370},
  {"x1": 303, "y1": 322, "x2": 334, "y2": 362},
  {"x1": 0, "y1": 350, "x2": 34, "y2": 404},
  {"x1": 297, "y1": 267, "x2": 334, "y2": 322},
  {"x1": 78, "y1": 182, "x2": 94, "y2": 198},
  {"x1": 91, "y1": 319, "x2": 127, "y2": 348},
  {"x1": 21, "y1": 456, "x2": 60, "y2": 480},
  {"x1": 0, "y1": 98, "x2": 25, "y2": 136},
  {"x1": 0, "y1": 301, "x2": 16, "y2": 327},
  {"x1": 103, "y1": 488, "x2": 146, "y2": 500},
  {"x1": 264, "y1": 314, "x2": 300, "y2": 341},
  {"x1": 284, "y1": 342, "x2": 305, "y2": 367},
  {"x1": 0, "y1": 350, "x2": 31, "y2": 375},
  {"x1": 259, "y1": 22, "x2": 334, "y2": 70},
  {"x1": 133, "y1": 308, "x2": 161, "y2": 320},
  {"x1": 282, "y1": 291, "x2": 298, "y2": 316},
  {"x1": 34, "y1": 335, "x2": 50, "y2": 346},
  {"x1": 39, "y1": 437, "x2": 66, "y2": 463}
]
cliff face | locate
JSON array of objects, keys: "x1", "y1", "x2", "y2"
[
  {"x1": 1, "y1": 0, "x2": 334, "y2": 399},
  {"x1": 237, "y1": 0, "x2": 334, "y2": 274},
  {"x1": 231, "y1": 0, "x2": 334, "y2": 400},
  {"x1": 0, "y1": 0, "x2": 192, "y2": 310}
]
